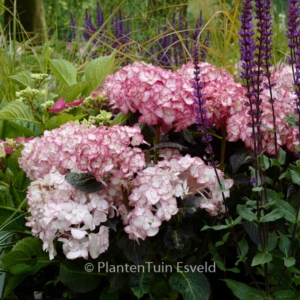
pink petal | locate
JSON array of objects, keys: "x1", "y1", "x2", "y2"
[
  {"x1": 48, "y1": 98, "x2": 66, "y2": 113},
  {"x1": 66, "y1": 99, "x2": 83, "y2": 107}
]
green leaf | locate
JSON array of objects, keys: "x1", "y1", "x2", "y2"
[
  {"x1": 49, "y1": 59, "x2": 77, "y2": 86},
  {"x1": 273, "y1": 200, "x2": 296, "y2": 223},
  {"x1": 9, "y1": 71, "x2": 34, "y2": 88},
  {"x1": 117, "y1": 234, "x2": 150, "y2": 265},
  {"x1": 65, "y1": 172, "x2": 106, "y2": 193},
  {"x1": 130, "y1": 271, "x2": 153, "y2": 299},
  {"x1": 236, "y1": 239, "x2": 249, "y2": 265},
  {"x1": 164, "y1": 230, "x2": 189, "y2": 250},
  {"x1": 251, "y1": 252, "x2": 272, "y2": 266},
  {"x1": 215, "y1": 232, "x2": 230, "y2": 247},
  {"x1": 150, "y1": 142, "x2": 187, "y2": 151},
  {"x1": 267, "y1": 231, "x2": 278, "y2": 252},
  {"x1": 1, "y1": 237, "x2": 50, "y2": 270},
  {"x1": 59, "y1": 260, "x2": 102, "y2": 293},
  {"x1": 111, "y1": 112, "x2": 132, "y2": 125},
  {"x1": 100, "y1": 286, "x2": 119, "y2": 300},
  {"x1": 84, "y1": 51, "x2": 116, "y2": 94},
  {"x1": 290, "y1": 169, "x2": 300, "y2": 185},
  {"x1": 0, "y1": 101, "x2": 40, "y2": 124},
  {"x1": 179, "y1": 196, "x2": 200, "y2": 218},
  {"x1": 3, "y1": 274, "x2": 28, "y2": 299},
  {"x1": 273, "y1": 290, "x2": 300, "y2": 299},
  {"x1": 237, "y1": 205, "x2": 256, "y2": 221},
  {"x1": 260, "y1": 209, "x2": 284, "y2": 222},
  {"x1": 46, "y1": 114, "x2": 86, "y2": 130},
  {"x1": 229, "y1": 148, "x2": 252, "y2": 174},
  {"x1": 169, "y1": 271, "x2": 210, "y2": 300},
  {"x1": 181, "y1": 129, "x2": 197, "y2": 145},
  {"x1": 59, "y1": 82, "x2": 87, "y2": 102},
  {"x1": 107, "y1": 272, "x2": 128, "y2": 293},
  {"x1": 278, "y1": 232, "x2": 290, "y2": 256},
  {"x1": 263, "y1": 155, "x2": 270, "y2": 170},
  {"x1": 150, "y1": 274, "x2": 170, "y2": 297},
  {"x1": 223, "y1": 279, "x2": 265, "y2": 300},
  {"x1": 201, "y1": 224, "x2": 229, "y2": 231},
  {"x1": 284, "y1": 257, "x2": 296, "y2": 267},
  {"x1": 278, "y1": 148, "x2": 286, "y2": 165}
]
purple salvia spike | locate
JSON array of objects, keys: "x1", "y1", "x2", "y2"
[
  {"x1": 96, "y1": 1, "x2": 104, "y2": 28},
  {"x1": 70, "y1": 12, "x2": 76, "y2": 40}
]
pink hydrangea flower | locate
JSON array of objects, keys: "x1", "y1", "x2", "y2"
[
  {"x1": 227, "y1": 65, "x2": 297, "y2": 155},
  {"x1": 99, "y1": 62, "x2": 196, "y2": 134},
  {"x1": 26, "y1": 171, "x2": 114, "y2": 260},
  {"x1": 176, "y1": 61, "x2": 246, "y2": 129}
]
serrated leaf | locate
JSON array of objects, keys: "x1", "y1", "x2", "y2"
[
  {"x1": 49, "y1": 59, "x2": 77, "y2": 86},
  {"x1": 150, "y1": 274, "x2": 170, "y2": 297},
  {"x1": 46, "y1": 114, "x2": 86, "y2": 130},
  {"x1": 65, "y1": 172, "x2": 106, "y2": 193},
  {"x1": 9, "y1": 71, "x2": 34, "y2": 88},
  {"x1": 164, "y1": 231, "x2": 187, "y2": 250},
  {"x1": 107, "y1": 272, "x2": 128, "y2": 293},
  {"x1": 251, "y1": 252, "x2": 272, "y2": 266},
  {"x1": 59, "y1": 260, "x2": 101, "y2": 293},
  {"x1": 130, "y1": 271, "x2": 152, "y2": 299},
  {"x1": 117, "y1": 234, "x2": 150, "y2": 265},
  {"x1": 84, "y1": 51, "x2": 116, "y2": 94},
  {"x1": 179, "y1": 196, "x2": 200, "y2": 217},
  {"x1": 111, "y1": 112, "x2": 132, "y2": 125},
  {"x1": 223, "y1": 279, "x2": 265, "y2": 300},
  {"x1": 0, "y1": 101, "x2": 40, "y2": 124},
  {"x1": 59, "y1": 82, "x2": 87, "y2": 102},
  {"x1": 169, "y1": 271, "x2": 210, "y2": 300},
  {"x1": 150, "y1": 142, "x2": 187, "y2": 151},
  {"x1": 1, "y1": 237, "x2": 49, "y2": 269}
]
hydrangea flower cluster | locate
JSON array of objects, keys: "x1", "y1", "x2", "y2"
[
  {"x1": 99, "y1": 62, "x2": 196, "y2": 133},
  {"x1": 19, "y1": 122, "x2": 146, "y2": 260},
  {"x1": 176, "y1": 61, "x2": 246, "y2": 129},
  {"x1": 19, "y1": 122, "x2": 146, "y2": 185},
  {"x1": 227, "y1": 65, "x2": 297, "y2": 155},
  {"x1": 26, "y1": 172, "x2": 112, "y2": 260},
  {"x1": 124, "y1": 149, "x2": 234, "y2": 241}
]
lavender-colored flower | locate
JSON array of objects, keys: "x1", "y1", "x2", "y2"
[
  {"x1": 96, "y1": 1, "x2": 104, "y2": 28},
  {"x1": 287, "y1": 0, "x2": 300, "y2": 147},
  {"x1": 193, "y1": 42, "x2": 212, "y2": 153},
  {"x1": 70, "y1": 12, "x2": 76, "y2": 40},
  {"x1": 84, "y1": 9, "x2": 97, "y2": 42}
]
